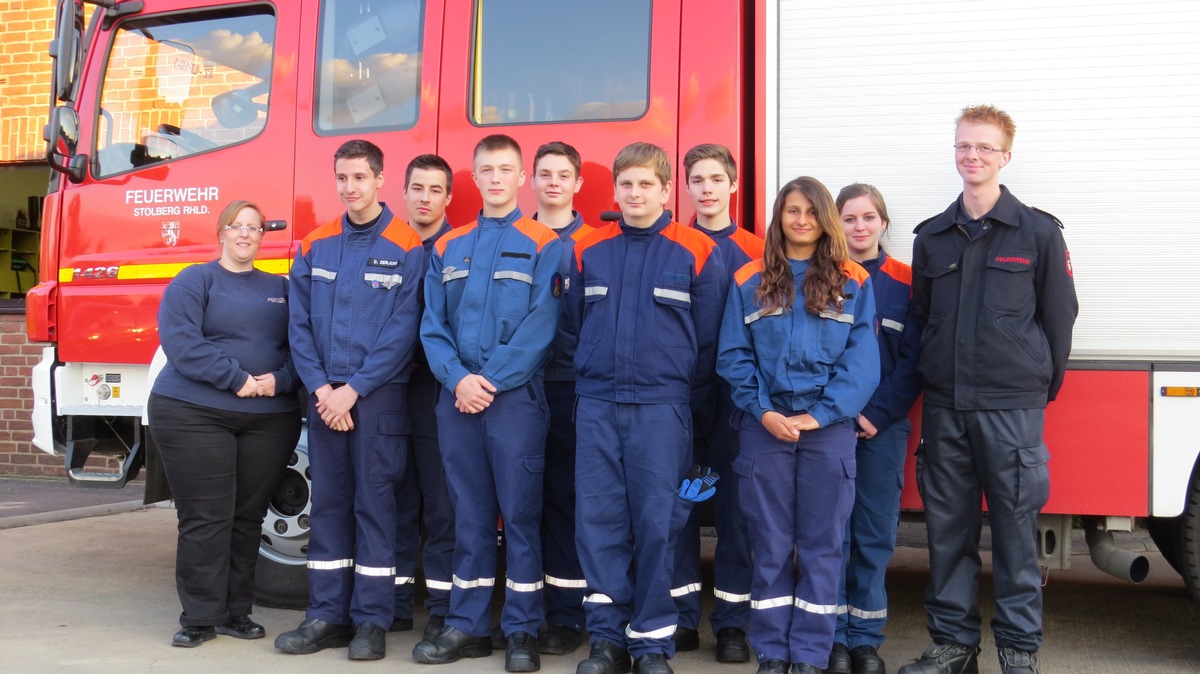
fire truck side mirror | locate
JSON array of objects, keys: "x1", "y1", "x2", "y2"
[
  {"x1": 45, "y1": 106, "x2": 87, "y2": 184},
  {"x1": 50, "y1": 0, "x2": 84, "y2": 103}
]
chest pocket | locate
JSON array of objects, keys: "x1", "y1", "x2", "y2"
[
  {"x1": 652, "y1": 273, "x2": 693, "y2": 348},
  {"x1": 581, "y1": 282, "x2": 609, "y2": 345},
  {"x1": 362, "y1": 261, "x2": 404, "y2": 326},
  {"x1": 744, "y1": 305, "x2": 786, "y2": 359},
  {"x1": 984, "y1": 251, "x2": 1037, "y2": 315},
  {"x1": 922, "y1": 256, "x2": 961, "y2": 318},
  {"x1": 815, "y1": 297, "x2": 855, "y2": 362},
  {"x1": 493, "y1": 252, "x2": 535, "y2": 317}
]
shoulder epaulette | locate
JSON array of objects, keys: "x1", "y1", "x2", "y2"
[
  {"x1": 913, "y1": 214, "x2": 940, "y2": 234},
  {"x1": 1031, "y1": 207, "x2": 1065, "y2": 229}
]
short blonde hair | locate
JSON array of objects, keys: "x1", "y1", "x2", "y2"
[
  {"x1": 957, "y1": 104, "x2": 1016, "y2": 150},
  {"x1": 612, "y1": 142, "x2": 671, "y2": 186}
]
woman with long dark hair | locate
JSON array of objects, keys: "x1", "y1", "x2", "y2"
[
  {"x1": 149, "y1": 199, "x2": 301, "y2": 647},
  {"x1": 717, "y1": 177, "x2": 879, "y2": 674}
]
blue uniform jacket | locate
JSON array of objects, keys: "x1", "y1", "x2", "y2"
[
  {"x1": 539, "y1": 211, "x2": 595, "y2": 383},
  {"x1": 694, "y1": 220, "x2": 764, "y2": 277},
  {"x1": 409, "y1": 221, "x2": 453, "y2": 383},
  {"x1": 288, "y1": 204, "x2": 425, "y2": 397},
  {"x1": 718, "y1": 258, "x2": 880, "y2": 428},
  {"x1": 572, "y1": 212, "x2": 729, "y2": 404},
  {"x1": 421, "y1": 208, "x2": 561, "y2": 393},
  {"x1": 858, "y1": 249, "x2": 923, "y2": 430}
]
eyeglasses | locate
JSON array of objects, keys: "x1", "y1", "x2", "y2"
[
  {"x1": 222, "y1": 224, "x2": 264, "y2": 234},
  {"x1": 954, "y1": 143, "x2": 1007, "y2": 156}
]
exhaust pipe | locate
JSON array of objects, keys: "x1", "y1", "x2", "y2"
[{"x1": 1082, "y1": 517, "x2": 1148, "y2": 583}]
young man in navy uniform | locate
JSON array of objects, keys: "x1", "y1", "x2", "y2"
[
  {"x1": 899, "y1": 105, "x2": 1078, "y2": 674},
  {"x1": 278, "y1": 139, "x2": 426, "y2": 661}
]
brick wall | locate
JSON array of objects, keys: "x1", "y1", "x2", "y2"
[
  {"x1": 0, "y1": 0, "x2": 55, "y2": 164},
  {"x1": 0, "y1": 313, "x2": 56, "y2": 476}
]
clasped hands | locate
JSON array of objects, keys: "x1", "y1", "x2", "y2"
[{"x1": 237, "y1": 373, "x2": 277, "y2": 398}]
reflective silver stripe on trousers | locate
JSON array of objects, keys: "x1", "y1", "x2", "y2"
[
  {"x1": 669, "y1": 583, "x2": 701, "y2": 597},
  {"x1": 583, "y1": 593, "x2": 613, "y2": 604},
  {"x1": 744, "y1": 307, "x2": 784, "y2": 324},
  {"x1": 714, "y1": 589, "x2": 751, "y2": 603},
  {"x1": 312, "y1": 267, "x2": 338, "y2": 281},
  {"x1": 545, "y1": 574, "x2": 588, "y2": 588},
  {"x1": 881, "y1": 317, "x2": 904, "y2": 332},
  {"x1": 750, "y1": 595, "x2": 792, "y2": 610},
  {"x1": 585, "y1": 286, "x2": 608, "y2": 297},
  {"x1": 506, "y1": 578, "x2": 545, "y2": 592},
  {"x1": 849, "y1": 605, "x2": 888, "y2": 619},
  {"x1": 308, "y1": 558, "x2": 353, "y2": 570},
  {"x1": 453, "y1": 575, "x2": 496, "y2": 589},
  {"x1": 363, "y1": 272, "x2": 403, "y2": 286},
  {"x1": 626, "y1": 623, "x2": 676, "y2": 639},
  {"x1": 426, "y1": 579, "x2": 453, "y2": 591},
  {"x1": 394, "y1": 576, "x2": 416, "y2": 585},
  {"x1": 443, "y1": 269, "x2": 470, "y2": 282},
  {"x1": 493, "y1": 270, "x2": 533, "y2": 284},
  {"x1": 653, "y1": 287, "x2": 691, "y2": 304},
  {"x1": 356, "y1": 564, "x2": 397, "y2": 577},
  {"x1": 794, "y1": 597, "x2": 840, "y2": 614},
  {"x1": 818, "y1": 309, "x2": 854, "y2": 323}
]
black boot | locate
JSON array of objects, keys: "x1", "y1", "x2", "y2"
[
  {"x1": 672, "y1": 627, "x2": 700, "y2": 652},
  {"x1": 714, "y1": 627, "x2": 750, "y2": 663},
  {"x1": 506, "y1": 631, "x2": 541, "y2": 672},
  {"x1": 172, "y1": 626, "x2": 215, "y2": 648},
  {"x1": 423, "y1": 614, "x2": 446, "y2": 641},
  {"x1": 851, "y1": 645, "x2": 886, "y2": 674},
  {"x1": 576, "y1": 639, "x2": 633, "y2": 674},
  {"x1": 412, "y1": 625, "x2": 494, "y2": 664},
  {"x1": 274, "y1": 618, "x2": 352, "y2": 655},
  {"x1": 348, "y1": 622, "x2": 386, "y2": 660},
  {"x1": 826, "y1": 643, "x2": 852, "y2": 674},
  {"x1": 216, "y1": 615, "x2": 265, "y2": 640},
  {"x1": 633, "y1": 652, "x2": 673, "y2": 674},
  {"x1": 896, "y1": 642, "x2": 980, "y2": 674},
  {"x1": 541, "y1": 625, "x2": 585, "y2": 655},
  {"x1": 756, "y1": 659, "x2": 789, "y2": 674},
  {"x1": 997, "y1": 647, "x2": 1039, "y2": 674}
]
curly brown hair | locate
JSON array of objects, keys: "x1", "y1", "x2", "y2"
[{"x1": 755, "y1": 176, "x2": 850, "y2": 315}]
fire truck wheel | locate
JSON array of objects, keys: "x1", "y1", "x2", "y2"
[
  {"x1": 1146, "y1": 517, "x2": 1184, "y2": 576},
  {"x1": 254, "y1": 429, "x2": 311, "y2": 609},
  {"x1": 1180, "y1": 463, "x2": 1200, "y2": 601}
]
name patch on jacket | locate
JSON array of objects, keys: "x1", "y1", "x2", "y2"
[
  {"x1": 369, "y1": 258, "x2": 400, "y2": 268},
  {"x1": 501, "y1": 251, "x2": 531, "y2": 259},
  {"x1": 994, "y1": 255, "x2": 1031, "y2": 266}
]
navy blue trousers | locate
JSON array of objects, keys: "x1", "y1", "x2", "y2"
[
  {"x1": 735, "y1": 414, "x2": 856, "y2": 669},
  {"x1": 917, "y1": 405, "x2": 1049, "y2": 653},
  {"x1": 393, "y1": 376, "x2": 455, "y2": 620},
  {"x1": 437, "y1": 378, "x2": 549, "y2": 637},
  {"x1": 672, "y1": 386, "x2": 752, "y2": 632},
  {"x1": 835, "y1": 418, "x2": 910, "y2": 649},
  {"x1": 575, "y1": 397, "x2": 692, "y2": 659},
  {"x1": 305, "y1": 382, "x2": 409, "y2": 630},
  {"x1": 541, "y1": 380, "x2": 587, "y2": 631}
]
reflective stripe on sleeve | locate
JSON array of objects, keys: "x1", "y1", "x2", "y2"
[
  {"x1": 312, "y1": 267, "x2": 338, "y2": 281},
  {"x1": 881, "y1": 318, "x2": 904, "y2": 332},
  {"x1": 493, "y1": 270, "x2": 534, "y2": 284},
  {"x1": 653, "y1": 287, "x2": 691, "y2": 304}
]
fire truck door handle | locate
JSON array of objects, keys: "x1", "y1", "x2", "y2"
[{"x1": 264, "y1": 220, "x2": 288, "y2": 232}]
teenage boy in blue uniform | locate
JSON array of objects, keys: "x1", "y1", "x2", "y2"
[
  {"x1": 531, "y1": 141, "x2": 595, "y2": 657},
  {"x1": 898, "y1": 105, "x2": 1077, "y2": 674},
  {"x1": 392, "y1": 154, "x2": 457, "y2": 640},
  {"x1": 572, "y1": 142, "x2": 729, "y2": 674},
  {"x1": 277, "y1": 139, "x2": 426, "y2": 661},
  {"x1": 671, "y1": 143, "x2": 761, "y2": 663},
  {"x1": 414, "y1": 135, "x2": 561, "y2": 673}
]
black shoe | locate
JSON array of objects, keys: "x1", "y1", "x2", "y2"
[
  {"x1": 757, "y1": 659, "x2": 789, "y2": 674},
  {"x1": 348, "y1": 622, "x2": 387, "y2": 661},
  {"x1": 274, "y1": 618, "x2": 353, "y2": 655},
  {"x1": 826, "y1": 642, "x2": 852, "y2": 674},
  {"x1": 423, "y1": 614, "x2": 446, "y2": 641},
  {"x1": 672, "y1": 627, "x2": 700, "y2": 652},
  {"x1": 576, "y1": 640, "x2": 633, "y2": 674},
  {"x1": 390, "y1": 616, "x2": 415, "y2": 632},
  {"x1": 506, "y1": 631, "x2": 541, "y2": 672},
  {"x1": 714, "y1": 627, "x2": 749, "y2": 663},
  {"x1": 633, "y1": 652, "x2": 673, "y2": 674},
  {"x1": 172, "y1": 626, "x2": 215, "y2": 648},
  {"x1": 413, "y1": 625, "x2": 494, "y2": 664},
  {"x1": 216, "y1": 615, "x2": 265, "y2": 640},
  {"x1": 997, "y1": 647, "x2": 1039, "y2": 674},
  {"x1": 896, "y1": 642, "x2": 980, "y2": 674},
  {"x1": 851, "y1": 645, "x2": 886, "y2": 674},
  {"x1": 492, "y1": 625, "x2": 507, "y2": 650},
  {"x1": 792, "y1": 665, "x2": 822, "y2": 674},
  {"x1": 541, "y1": 625, "x2": 584, "y2": 655}
]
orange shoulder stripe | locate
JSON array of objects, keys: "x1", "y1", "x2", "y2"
[
  {"x1": 879, "y1": 255, "x2": 913, "y2": 285},
  {"x1": 574, "y1": 223, "x2": 623, "y2": 268},
  {"x1": 512, "y1": 216, "x2": 559, "y2": 253},
  {"x1": 570, "y1": 222, "x2": 598, "y2": 243},
  {"x1": 842, "y1": 259, "x2": 871, "y2": 286},
  {"x1": 661, "y1": 222, "x2": 716, "y2": 274},
  {"x1": 434, "y1": 221, "x2": 477, "y2": 256},
  {"x1": 381, "y1": 215, "x2": 423, "y2": 251},
  {"x1": 734, "y1": 259, "x2": 764, "y2": 287},
  {"x1": 731, "y1": 228, "x2": 765, "y2": 259},
  {"x1": 300, "y1": 218, "x2": 344, "y2": 256}
]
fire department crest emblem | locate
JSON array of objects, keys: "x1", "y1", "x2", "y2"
[{"x1": 161, "y1": 220, "x2": 181, "y2": 247}]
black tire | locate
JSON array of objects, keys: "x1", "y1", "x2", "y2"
[
  {"x1": 253, "y1": 429, "x2": 311, "y2": 609},
  {"x1": 1179, "y1": 461, "x2": 1200, "y2": 601},
  {"x1": 1146, "y1": 516, "x2": 1184, "y2": 576}
]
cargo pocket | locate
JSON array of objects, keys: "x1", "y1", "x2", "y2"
[
  {"x1": 1014, "y1": 442, "x2": 1051, "y2": 514},
  {"x1": 372, "y1": 413, "x2": 412, "y2": 483},
  {"x1": 521, "y1": 454, "x2": 546, "y2": 515},
  {"x1": 731, "y1": 454, "x2": 760, "y2": 527}
]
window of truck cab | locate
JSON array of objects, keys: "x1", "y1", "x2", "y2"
[
  {"x1": 93, "y1": 7, "x2": 276, "y2": 178},
  {"x1": 470, "y1": 0, "x2": 652, "y2": 125},
  {"x1": 313, "y1": 0, "x2": 426, "y2": 135}
]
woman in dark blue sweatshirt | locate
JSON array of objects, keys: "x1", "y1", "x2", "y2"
[{"x1": 148, "y1": 200, "x2": 300, "y2": 648}]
